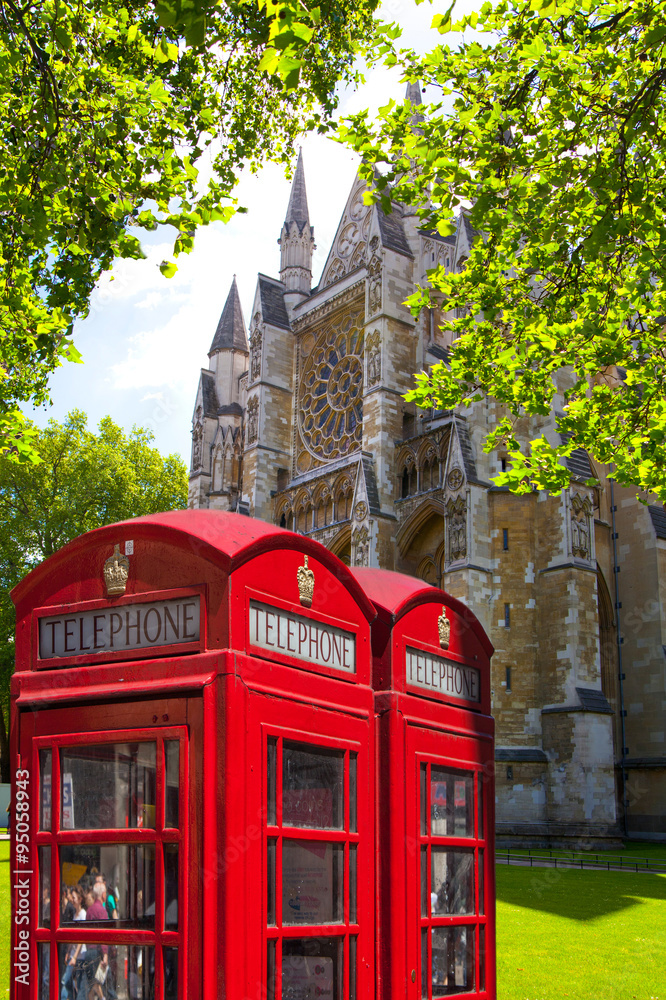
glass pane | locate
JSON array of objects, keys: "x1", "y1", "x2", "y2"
[
  {"x1": 59, "y1": 945, "x2": 155, "y2": 1000},
  {"x1": 164, "y1": 845, "x2": 179, "y2": 929},
  {"x1": 38, "y1": 942, "x2": 49, "y2": 1000},
  {"x1": 431, "y1": 926, "x2": 475, "y2": 996},
  {"x1": 164, "y1": 948, "x2": 179, "y2": 1000},
  {"x1": 267, "y1": 939, "x2": 276, "y2": 1000},
  {"x1": 420, "y1": 764, "x2": 427, "y2": 836},
  {"x1": 431, "y1": 849, "x2": 475, "y2": 915},
  {"x1": 283, "y1": 743, "x2": 344, "y2": 829},
  {"x1": 165, "y1": 741, "x2": 180, "y2": 828},
  {"x1": 421, "y1": 847, "x2": 428, "y2": 917},
  {"x1": 267, "y1": 739, "x2": 277, "y2": 826},
  {"x1": 478, "y1": 850, "x2": 484, "y2": 916},
  {"x1": 59, "y1": 844, "x2": 156, "y2": 928},
  {"x1": 39, "y1": 846, "x2": 51, "y2": 927},
  {"x1": 421, "y1": 928, "x2": 428, "y2": 1000},
  {"x1": 431, "y1": 768, "x2": 474, "y2": 839},
  {"x1": 40, "y1": 749, "x2": 52, "y2": 831},
  {"x1": 282, "y1": 937, "x2": 342, "y2": 1000},
  {"x1": 282, "y1": 840, "x2": 343, "y2": 924},
  {"x1": 267, "y1": 839, "x2": 276, "y2": 925},
  {"x1": 479, "y1": 925, "x2": 486, "y2": 993},
  {"x1": 349, "y1": 845, "x2": 357, "y2": 924},
  {"x1": 477, "y1": 772, "x2": 483, "y2": 840},
  {"x1": 349, "y1": 935, "x2": 357, "y2": 1000},
  {"x1": 60, "y1": 743, "x2": 156, "y2": 830},
  {"x1": 349, "y1": 754, "x2": 357, "y2": 833}
]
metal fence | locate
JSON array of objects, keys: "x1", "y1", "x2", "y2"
[{"x1": 496, "y1": 848, "x2": 666, "y2": 874}]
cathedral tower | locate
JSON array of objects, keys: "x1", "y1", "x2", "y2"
[{"x1": 278, "y1": 149, "x2": 316, "y2": 311}]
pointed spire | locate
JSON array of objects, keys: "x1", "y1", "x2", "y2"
[
  {"x1": 405, "y1": 80, "x2": 423, "y2": 106},
  {"x1": 209, "y1": 276, "x2": 248, "y2": 354},
  {"x1": 284, "y1": 148, "x2": 310, "y2": 233}
]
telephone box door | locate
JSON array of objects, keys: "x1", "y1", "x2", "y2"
[
  {"x1": 16, "y1": 695, "x2": 203, "y2": 1000},
  {"x1": 406, "y1": 726, "x2": 495, "y2": 1000}
]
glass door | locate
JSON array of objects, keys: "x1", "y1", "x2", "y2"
[
  {"x1": 418, "y1": 759, "x2": 488, "y2": 998},
  {"x1": 34, "y1": 728, "x2": 187, "y2": 1000},
  {"x1": 264, "y1": 734, "x2": 359, "y2": 1000}
]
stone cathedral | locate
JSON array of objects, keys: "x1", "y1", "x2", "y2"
[{"x1": 189, "y1": 102, "x2": 666, "y2": 844}]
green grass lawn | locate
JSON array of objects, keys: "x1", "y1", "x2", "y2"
[
  {"x1": 1, "y1": 839, "x2": 664, "y2": 999},
  {"x1": 501, "y1": 839, "x2": 666, "y2": 867},
  {"x1": 496, "y1": 864, "x2": 665, "y2": 1000}
]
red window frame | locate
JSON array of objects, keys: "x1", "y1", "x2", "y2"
[
  {"x1": 262, "y1": 725, "x2": 361, "y2": 1000},
  {"x1": 33, "y1": 726, "x2": 189, "y2": 1000},
  {"x1": 417, "y1": 755, "x2": 488, "y2": 999}
]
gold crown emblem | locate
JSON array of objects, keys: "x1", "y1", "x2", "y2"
[
  {"x1": 297, "y1": 555, "x2": 315, "y2": 608},
  {"x1": 103, "y1": 544, "x2": 130, "y2": 596},
  {"x1": 437, "y1": 607, "x2": 450, "y2": 650}
]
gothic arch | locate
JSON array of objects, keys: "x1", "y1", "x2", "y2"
[
  {"x1": 313, "y1": 482, "x2": 333, "y2": 529},
  {"x1": 397, "y1": 446, "x2": 418, "y2": 498},
  {"x1": 329, "y1": 525, "x2": 352, "y2": 566},
  {"x1": 597, "y1": 566, "x2": 618, "y2": 713},
  {"x1": 333, "y1": 474, "x2": 354, "y2": 522},
  {"x1": 396, "y1": 498, "x2": 446, "y2": 558},
  {"x1": 276, "y1": 497, "x2": 293, "y2": 530},
  {"x1": 417, "y1": 556, "x2": 439, "y2": 587}
]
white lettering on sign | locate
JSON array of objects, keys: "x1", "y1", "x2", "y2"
[
  {"x1": 249, "y1": 600, "x2": 355, "y2": 673},
  {"x1": 406, "y1": 646, "x2": 480, "y2": 703},
  {"x1": 38, "y1": 597, "x2": 200, "y2": 659}
]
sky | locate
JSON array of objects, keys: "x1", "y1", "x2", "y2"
[{"x1": 30, "y1": 0, "x2": 477, "y2": 467}]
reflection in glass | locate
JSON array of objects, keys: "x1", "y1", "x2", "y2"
[
  {"x1": 282, "y1": 840, "x2": 343, "y2": 925},
  {"x1": 40, "y1": 750, "x2": 52, "y2": 831},
  {"x1": 430, "y1": 769, "x2": 474, "y2": 839},
  {"x1": 164, "y1": 741, "x2": 180, "y2": 828},
  {"x1": 431, "y1": 926, "x2": 475, "y2": 996},
  {"x1": 431, "y1": 849, "x2": 475, "y2": 915},
  {"x1": 39, "y1": 846, "x2": 51, "y2": 927},
  {"x1": 421, "y1": 847, "x2": 428, "y2": 917},
  {"x1": 283, "y1": 744, "x2": 343, "y2": 829},
  {"x1": 267, "y1": 939, "x2": 276, "y2": 1000},
  {"x1": 267, "y1": 839, "x2": 276, "y2": 925},
  {"x1": 349, "y1": 935, "x2": 357, "y2": 1000},
  {"x1": 349, "y1": 754, "x2": 357, "y2": 833},
  {"x1": 59, "y1": 844, "x2": 156, "y2": 928},
  {"x1": 164, "y1": 947, "x2": 179, "y2": 1000},
  {"x1": 38, "y1": 942, "x2": 49, "y2": 1000},
  {"x1": 60, "y1": 743, "x2": 156, "y2": 830},
  {"x1": 421, "y1": 929, "x2": 428, "y2": 1000},
  {"x1": 282, "y1": 937, "x2": 342, "y2": 1000},
  {"x1": 478, "y1": 850, "x2": 484, "y2": 916},
  {"x1": 267, "y1": 740, "x2": 277, "y2": 826},
  {"x1": 164, "y1": 846, "x2": 179, "y2": 929},
  {"x1": 479, "y1": 925, "x2": 486, "y2": 993},
  {"x1": 59, "y1": 945, "x2": 155, "y2": 1000},
  {"x1": 420, "y1": 764, "x2": 427, "y2": 836},
  {"x1": 349, "y1": 844, "x2": 357, "y2": 924},
  {"x1": 477, "y1": 772, "x2": 483, "y2": 840}
]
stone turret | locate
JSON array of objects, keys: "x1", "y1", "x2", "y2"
[
  {"x1": 208, "y1": 275, "x2": 249, "y2": 407},
  {"x1": 278, "y1": 149, "x2": 315, "y2": 310}
]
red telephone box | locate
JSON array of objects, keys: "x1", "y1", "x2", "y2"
[
  {"x1": 10, "y1": 511, "x2": 377, "y2": 1000},
  {"x1": 351, "y1": 568, "x2": 495, "y2": 1000}
]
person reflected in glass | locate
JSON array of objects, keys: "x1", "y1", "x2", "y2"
[
  {"x1": 81, "y1": 883, "x2": 109, "y2": 999},
  {"x1": 93, "y1": 875, "x2": 118, "y2": 999},
  {"x1": 61, "y1": 887, "x2": 86, "y2": 1000}
]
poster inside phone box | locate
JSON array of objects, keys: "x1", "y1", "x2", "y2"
[{"x1": 9, "y1": 510, "x2": 495, "y2": 1000}]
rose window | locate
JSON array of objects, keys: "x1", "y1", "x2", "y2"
[{"x1": 299, "y1": 316, "x2": 364, "y2": 461}]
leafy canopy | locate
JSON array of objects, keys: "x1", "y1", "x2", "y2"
[
  {"x1": 0, "y1": 409, "x2": 188, "y2": 777},
  {"x1": 0, "y1": 0, "x2": 378, "y2": 459},
  {"x1": 341, "y1": 0, "x2": 666, "y2": 500}
]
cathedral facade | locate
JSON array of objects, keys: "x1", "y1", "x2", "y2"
[{"x1": 189, "y1": 131, "x2": 666, "y2": 844}]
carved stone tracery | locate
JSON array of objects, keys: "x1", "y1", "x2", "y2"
[
  {"x1": 298, "y1": 309, "x2": 364, "y2": 463},
  {"x1": 250, "y1": 320, "x2": 262, "y2": 382},
  {"x1": 571, "y1": 493, "x2": 593, "y2": 560},
  {"x1": 446, "y1": 495, "x2": 467, "y2": 562},
  {"x1": 247, "y1": 396, "x2": 259, "y2": 445},
  {"x1": 366, "y1": 329, "x2": 381, "y2": 387}
]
